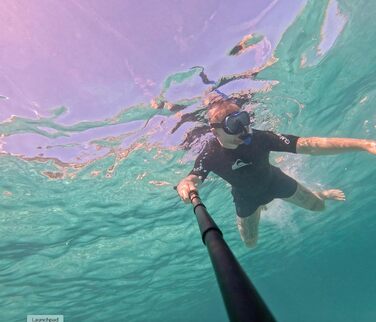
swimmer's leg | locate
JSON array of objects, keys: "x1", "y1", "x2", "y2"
[
  {"x1": 236, "y1": 207, "x2": 263, "y2": 248},
  {"x1": 283, "y1": 182, "x2": 346, "y2": 211}
]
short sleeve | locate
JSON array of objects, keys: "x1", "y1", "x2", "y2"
[{"x1": 258, "y1": 130, "x2": 300, "y2": 153}]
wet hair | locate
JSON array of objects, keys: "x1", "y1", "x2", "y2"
[{"x1": 204, "y1": 93, "x2": 240, "y2": 124}]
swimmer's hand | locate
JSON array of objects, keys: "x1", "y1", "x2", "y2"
[
  {"x1": 365, "y1": 140, "x2": 376, "y2": 155},
  {"x1": 176, "y1": 175, "x2": 202, "y2": 203}
]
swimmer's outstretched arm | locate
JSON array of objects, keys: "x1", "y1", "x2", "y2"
[
  {"x1": 296, "y1": 137, "x2": 376, "y2": 155},
  {"x1": 176, "y1": 174, "x2": 202, "y2": 203}
]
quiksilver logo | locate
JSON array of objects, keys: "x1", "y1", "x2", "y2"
[{"x1": 232, "y1": 159, "x2": 252, "y2": 170}]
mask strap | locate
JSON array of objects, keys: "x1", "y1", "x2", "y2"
[{"x1": 213, "y1": 89, "x2": 229, "y2": 99}]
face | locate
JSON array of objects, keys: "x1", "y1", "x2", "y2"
[
  {"x1": 209, "y1": 103, "x2": 246, "y2": 149},
  {"x1": 212, "y1": 127, "x2": 245, "y2": 148}
]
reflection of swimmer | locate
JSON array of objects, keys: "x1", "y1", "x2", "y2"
[{"x1": 176, "y1": 95, "x2": 376, "y2": 248}]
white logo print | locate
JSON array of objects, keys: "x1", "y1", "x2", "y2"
[
  {"x1": 276, "y1": 133, "x2": 290, "y2": 145},
  {"x1": 232, "y1": 159, "x2": 252, "y2": 170}
]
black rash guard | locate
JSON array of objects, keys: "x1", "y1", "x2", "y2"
[{"x1": 188, "y1": 129, "x2": 300, "y2": 217}]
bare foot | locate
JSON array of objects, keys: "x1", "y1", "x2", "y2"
[{"x1": 318, "y1": 189, "x2": 346, "y2": 201}]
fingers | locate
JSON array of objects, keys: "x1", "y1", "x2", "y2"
[
  {"x1": 364, "y1": 140, "x2": 376, "y2": 154},
  {"x1": 177, "y1": 182, "x2": 193, "y2": 203},
  {"x1": 180, "y1": 186, "x2": 191, "y2": 203},
  {"x1": 176, "y1": 176, "x2": 201, "y2": 204}
]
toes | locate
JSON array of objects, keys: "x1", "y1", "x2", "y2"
[{"x1": 324, "y1": 189, "x2": 346, "y2": 201}]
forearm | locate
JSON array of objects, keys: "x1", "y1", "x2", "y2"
[{"x1": 296, "y1": 137, "x2": 376, "y2": 155}]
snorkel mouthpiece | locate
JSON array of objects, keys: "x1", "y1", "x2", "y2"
[
  {"x1": 240, "y1": 134, "x2": 252, "y2": 145},
  {"x1": 239, "y1": 127, "x2": 253, "y2": 145}
]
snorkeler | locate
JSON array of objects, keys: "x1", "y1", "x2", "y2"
[{"x1": 176, "y1": 95, "x2": 376, "y2": 248}]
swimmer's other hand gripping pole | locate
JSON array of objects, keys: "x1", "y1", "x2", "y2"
[{"x1": 189, "y1": 190, "x2": 276, "y2": 322}]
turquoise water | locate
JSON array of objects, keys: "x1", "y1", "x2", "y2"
[{"x1": 1, "y1": 0, "x2": 376, "y2": 321}]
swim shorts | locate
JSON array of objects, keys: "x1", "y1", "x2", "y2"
[{"x1": 232, "y1": 167, "x2": 298, "y2": 218}]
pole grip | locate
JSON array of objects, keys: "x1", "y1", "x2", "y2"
[{"x1": 189, "y1": 190, "x2": 223, "y2": 245}]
